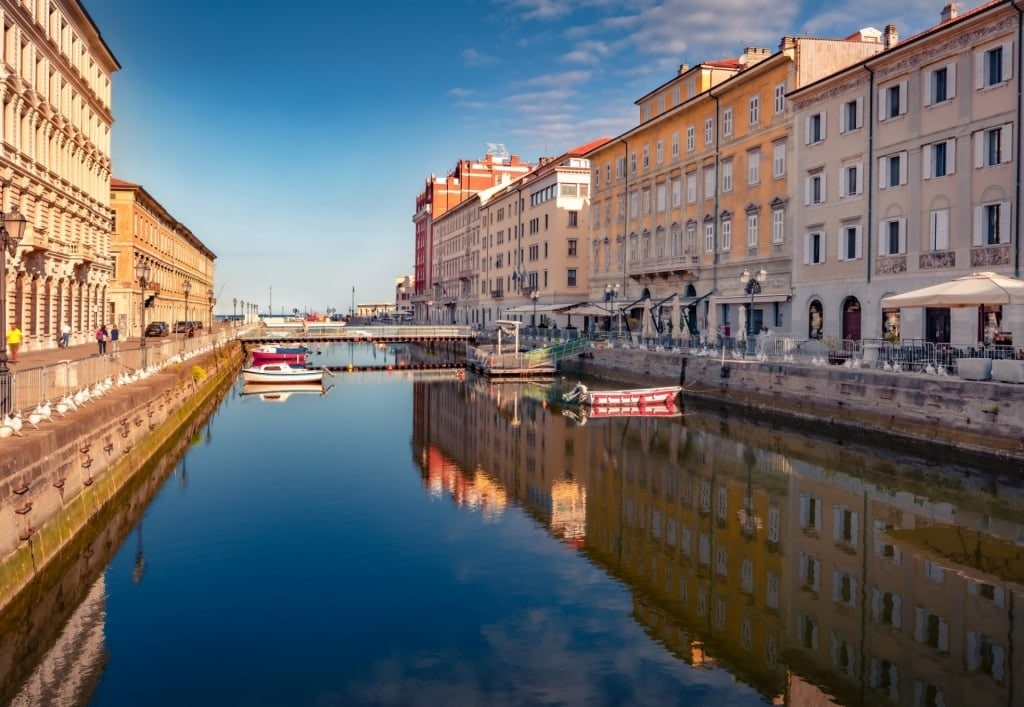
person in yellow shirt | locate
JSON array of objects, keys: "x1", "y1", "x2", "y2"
[{"x1": 7, "y1": 324, "x2": 21, "y2": 363}]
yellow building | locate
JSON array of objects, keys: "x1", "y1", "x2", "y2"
[
  {"x1": 2, "y1": 1, "x2": 119, "y2": 351},
  {"x1": 109, "y1": 179, "x2": 215, "y2": 338},
  {"x1": 586, "y1": 32, "x2": 886, "y2": 343}
]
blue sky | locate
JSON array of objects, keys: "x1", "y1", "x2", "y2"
[{"x1": 82, "y1": 0, "x2": 984, "y2": 314}]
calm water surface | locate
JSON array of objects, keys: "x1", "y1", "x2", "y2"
[{"x1": 4, "y1": 343, "x2": 1023, "y2": 706}]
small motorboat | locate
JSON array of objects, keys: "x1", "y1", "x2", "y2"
[
  {"x1": 241, "y1": 363, "x2": 325, "y2": 385},
  {"x1": 249, "y1": 345, "x2": 311, "y2": 364},
  {"x1": 562, "y1": 382, "x2": 681, "y2": 408}
]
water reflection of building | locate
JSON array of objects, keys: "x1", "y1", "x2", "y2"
[{"x1": 784, "y1": 461, "x2": 1024, "y2": 707}]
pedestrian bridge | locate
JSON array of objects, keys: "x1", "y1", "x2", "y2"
[{"x1": 239, "y1": 325, "x2": 477, "y2": 348}]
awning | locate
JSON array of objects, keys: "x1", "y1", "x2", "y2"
[
  {"x1": 501, "y1": 302, "x2": 582, "y2": 314},
  {"x1": 715, "y1": 293, "x2": 792, "y2": 305}
]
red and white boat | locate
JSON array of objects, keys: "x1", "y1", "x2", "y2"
[
  {"x1": 562, "y1": 383, "x2": 681, "y2": 409},
  {"x1": 249, "y1": 345, "x2": 310, "y2": 364}
]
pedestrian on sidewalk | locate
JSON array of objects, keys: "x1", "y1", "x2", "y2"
[
  {"x1": 96, "y1": 324, "x2": 108, "y2": 355},
  {"x1": 60, "y1": 322, "x2": 70, "y2": 348},
  {"x1": 6, "y1": 324, "x2": 21, "y2": 363},
  {"x1": 110, "y1": 324, "x2": 120, "y2": 354}
]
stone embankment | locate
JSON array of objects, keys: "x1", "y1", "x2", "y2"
[
  {"x1": 0, "y1": 342, "x2": 244, "y2": 612},
  {"x1": 560, "y1": 347, "x2": 1024, "y2": 464}
]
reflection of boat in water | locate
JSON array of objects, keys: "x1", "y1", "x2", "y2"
[
  {"x1": 240, "y1": 382, "x2": 334, "y2": 402},
  {"x1": 562, "y1": 402, "x2": 682, "y2": 425}
]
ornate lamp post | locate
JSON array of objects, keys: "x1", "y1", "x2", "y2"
[
  {"x1": 0, "y1": 205, "x2": 26, "y2": 415},
  {"x1": 530, "y1": 290, "x2": 539, "y2": 332},
  {"x1": 741, "y1": 267, "x2": 767, "y2": 355},
  {"x1": 182, "y1": 280, "x2": 192, "y2": 341},
  {"x1": 233, "y1": 297, "x2": 238, "y2": 325},
  {"x1": 135, "y1": 261, "x2": 152, "y2": 369},
  {"x1": 240, "y1": 300, "x2": 246, "y2": 325},
  {"x1": 605, "y1": 283, "x2": 621, "y2": 339},
  {"x1": 207, "y1": 288, "x2": 214, "y2": 330}
]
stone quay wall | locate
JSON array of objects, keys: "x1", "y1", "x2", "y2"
[
  {"x1": 560, "y1": 348, "x2": 1024, "y2": 463},
  {"x1": 0, "y1": 343, "x2": 244, "y2": 612}
]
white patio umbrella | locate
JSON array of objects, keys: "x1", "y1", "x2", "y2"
[
  {"x1": 880, "y1": 271, "x2": 1024, "y2": 308},
  {"x1": 641, "y1": 299, "x2": 653, "y2": 338},
  {"x1": 737, "y1": 305, "x2": 747, "y2": 342},
  {"x1": 672, "y1": 295, "x2": 682, "y2": 341}
]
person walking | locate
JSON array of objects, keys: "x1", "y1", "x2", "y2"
[
  {"x1": 60, "y1": 322, "x2": 70, "y2": 348},
  {"x1": 6, "y1": 324, "x2": 21, "y2": 363},
  {"x1": 110, "y1": 324, "x2": 120, "y2": 354},
  {"x1": 96, "y1": 324, "x2": 108, "y2": 355}
]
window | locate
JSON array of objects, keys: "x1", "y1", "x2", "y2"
[
  {"x1": 772, "y1": 142, "x2": 786, "y2": 178},
  {"x1": 656, "y1": 140, "x2": 664, "y2": 165},
  {"x1": 840, "y1": 97, "x2": 863, "y2": 133},
  {"x1": 747, "y1": 212, "x2": 758, "y2": 247},
  {"x1": 925, "y1": 139, "x2": 956, "y2": 178},
  {"x1": 833, "y1": 506, "x2": 859, "y2": 544},
  {"x1": 656, "y1": 183, "x2": 666, "y2": 212},
  {"x1": 805, "y1": 231, "x2": 825, "y2": 264},
  {"x1": 879, "y1": 217, "x2": 907, "y2": 255},
  {"x1": 799, "y1": 553, "x2": 821, "y2": 591},
  {"x1": 879, "y1": 81, "x2": 907, "y2": 120},
  {"x1": 772, "y1": 208, "x2": 785, "y2": 243},
  {"x1": 567, "y1": 268, "x2": 577, "y2": 287},
  {"x1": 630, "y1": 191, "x2": 639, "y2": 218},
  {"x1": 592, "y1": 168, "x2": 600, "y2": 189},
  {"x1": 685, "y1": 223, "x2": 696, "y2": 254},
  {"x1": 567, "y1": 211, "x2": 579, "y2": 227},
  {"x1": 686, "y1": 172, "x2": 696, "y2": 203},
  {"x1": 749, "y1": 94, "x2": 760, "y2": 126},
  {"x1": 930, "y1": 209, "x2": 950, "y2": 250},
  {"x1": 686, "y1": 125, "x2": 695, "y2": 152},
  {"x1": 880, "y1": 152, "x2": 908, "y2": 188},
  {"x1": 976, "y1": 43, "x2": 1012, "y2": 88},
  {"x1": 704, "y1": 117, "x2": 714, "y2": 145},
  {"x1": 805, "y1": 172, "x2": 825, "y2": 205},
  {"x1": 974, "y1": 201, "x2": 1011, "y2": 245},
  {"x1": 722, "y1": 159, "x2": 733, "y2": 192},
  {"x1": 806, "y1": 112, "x2": 825, "y2": 144},
  {"x1": 671, "y1": 132, "x2": 680, "y2": 158},
  {"x1": 927, "y1": 63, "x2": 956, "y2": 105},
  {"x1": 671, "y1": 178, "x2": 681, "y2": 207},
  {"x1": 774, "y1": 83, "x2": 786, "y2": 114},
  {"x1": 704, "y1": 166, "x2": 715, "y2": 199},
  {"x1": 704, "y1": 222, "x2": 714, "y2": 252},
  {"x1": 723, "y1": 107, "x2": 733, "y2": 138},
  {"x1": 721, "y1": 218, "x2": 732, "y2": 252},
  {"x1": 616, "y1": 157, "x2": 625, "y2": 178},
  {"x1": 629, "y1": 151, "x2": 637, "y2": 173},
  {"x1": 605, "y1": 163, "x2": 611, "y2": 183},
  {"x1": 975, "y1": 124, "x2": 1012, "y2": 167},
  {"x1": 840, "y1": 163, "x2": 862, "y2": 197},
  {"x1": 567, "y1": 238, "x2": 577, "y2": 256},
  {"x1": 747, "y1": 149, "x2": 760, "y2": 185},
  {"x1": 642, "y1": 145, "x2": 650, "y2": 169},
  {"x1": 838, "y1": 224, "x2": 862, "y2": 261}
]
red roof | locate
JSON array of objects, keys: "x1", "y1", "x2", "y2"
[{"x1": 569, "y1": 137, "x2": 612, "y2": 156}]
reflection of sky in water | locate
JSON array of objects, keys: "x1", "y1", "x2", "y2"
[{"x1": 81, "y1": 378, "x2": 767, "y2": 706}]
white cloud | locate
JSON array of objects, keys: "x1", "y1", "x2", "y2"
[{"x1": 462, "y1": 48, "x2": 498, "y2": 67}]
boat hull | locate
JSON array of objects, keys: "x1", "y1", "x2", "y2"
[
  {"x1": 584, "y1": 386, "x2": 681, "y2": 407},
  {"x1": 241, "y1": 365, "x2": 323, "y2": 385},
  {"x1": 250, "y1": 351, "x2": 307, "y2": 364}
]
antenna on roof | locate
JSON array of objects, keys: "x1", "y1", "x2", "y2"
[{"x1": 485, "y1": 142, "x2": 509, "y2": 160}]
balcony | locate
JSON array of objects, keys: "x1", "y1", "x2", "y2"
[
  {"x1": 491, "y1": 290, "x2": 504, "y2": 298},
  {"x1": 628, "y1": 254, "x2": 699, "y2": 281}
]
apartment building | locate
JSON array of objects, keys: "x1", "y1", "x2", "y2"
[
  {"x1": 109, "y1": 179, "x2": 216, "y2": 337},
  {"x1": 790, "y1": 2, "x2": 1020, "y2": 347},
  {"x1": 1, "y1": 1, "x2": 120, "y2": 351},
  {"x1": 412, "y1": 152, "x2": 531, "y2": 323}
]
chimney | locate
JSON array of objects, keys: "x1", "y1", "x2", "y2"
[
  {"x1": 678, "y1": 63, "x2": 690, "y2": 74},
  {"x1": 738, "y1": 47, "x2": 771, "y2": 68},
  {"x1": 941, "y1": 2, "x2": 958, "y2": 22},
  {"x1": 883, "y1": 24, "x2": 898, "y2": 49}
]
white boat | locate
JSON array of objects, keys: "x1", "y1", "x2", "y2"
[
  {"x1": 241, "y1": 363, "x2": 325, "y2": 384},
  {"x1": 562, "y1": 382, "x2": 681, "y2": 408}
]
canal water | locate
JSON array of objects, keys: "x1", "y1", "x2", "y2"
[{"x1": 2, "y1": 342, "x2": 1022, "y2": 706}]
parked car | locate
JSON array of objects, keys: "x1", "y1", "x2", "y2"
[{"x1": 145, "y1": 321, "x2": 170, "y2": 337}]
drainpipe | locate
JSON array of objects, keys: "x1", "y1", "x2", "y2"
[
  {"x1": 622, "y1": 138, "x2": 630, "y2": 300},
  {"x1": 866, "y1": 64, "x2": 875, "y2": 283},
  {"x1": 712, "y1": 93, "x2": 722, "y2": 303},
  {"x1": 1014, "y1": 1, "x2": 1023, "y2": 277}
]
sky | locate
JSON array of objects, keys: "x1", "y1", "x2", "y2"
[{"x1": 81, "y1": 0, "x2": 986, "y2": 315}]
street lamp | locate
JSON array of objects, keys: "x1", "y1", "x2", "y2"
[
  {"x1": 207, "y1": 288, "x2": 214, "y2": 330},
  {"x1": 0, "y1": 205, "x2": 26, "y2": 415},
  {"x1": 531, "y1": 290, "x2": 539, "y2": 332},
  {"x1": 741, "y1": 267, "x2": 767, "y2": 355},
  {"x1": 182, "y1": 280, "x2": 192, "y2": 342},
  {"x1": 233, "y1": 297, "x2": 238, "y2": 326},
  {"x1": 135, "y1": 261, "x2": 152, "y2": 369},
  {"x1": 605, "y1": 283, "x2": 621, "y2": 339}
]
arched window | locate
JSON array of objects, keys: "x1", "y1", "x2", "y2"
[{"x1": 809, "y1": 300, "x2": 823, "y2": 340}]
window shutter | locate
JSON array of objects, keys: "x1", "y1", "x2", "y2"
[
  {"x1": 854, "y1": 226, "x2": 863, "y2": 259},
  {"x1": 855, "y1": 96, "x2": 864, "y2": 128},
  {"x1": 821, "y1": 172, "x2": 827, "y2": 202},
  {"x1": 818, "y1": 233, "x2": 825, "y2": 264},
  {"x1": 833, "y1": 507, "x2": 843, "y2": 539},
  {"x1": 999, "y1": 201, "x2": 1011, "y2": 243},
  {"x1": 839, "y1": 168, "x2": 847, "y2": 197},
  {"x1": 973, "y1": 205, "x2": 983, "y2": 245},
  {"x1": 975, "y1": 50, "x2": 986, "y2": 88},
  {"x1": 925, "y1": 73, "x2": 933, "y2": 107},
  {"x1": 804, "y1": 177, "x2": 811, "y2": 205},
  {"x1": 871, "y1": 589, "x2": 881, "y2": 619},
  {"x1": 837, "y1": 228, "x2": 846, "y2": 261},
  {"x1": 831, "y1": 570, "x2": 842, "y2": 601},
  {"x1": 878, "y1": 222, "x2": 887, "y2": 254},
  {"x1": 805, "y1": 115, "x2": 812, "y2": 144},
  {"x1": 850, "y1": 512, "x2": 858, "y2": 542},
  {"x1": 898, "y1": 81, "x2": 908, "y2": 114},
  {"x1": 878, "y1": 88, "x2": 886, "y2": 120},
  {"x1": 855, "y1": 163, "x2": 864, "y2": 194},
  {"x1": 934, "y1": 209, "x2": 949, "y2": 250},
  {"x1": 878, "y1": 157, "x2": 887, "y2": 187},
  {"x1": 938, "y1": 620, "x2": 949, "y2": 652},
  {"x1": 975, "y1": 131, "x2": 985, "y2": 168},
  {"x1": 1001, "y1": 124, "x2": 1013, "y2": 163},
  {"x1": 899, "y1": 152, "x2": 908, "y2": 184},
  {"x1": 922, "y1": 144, "x2": 932, "y2": 179},
  {"x1": 1004, "y1": 42, "x2": 1014, "y2": 81},
  {"x1": 947, "y1": 138, "x2": 956, "y2": 174},
  {"x1": 891, "y1": 594, "x2": 902, "y2": 628},
  {"x1": 898, "y1": 218, "x2": 907, "y2": 254},
  {"x1": 803, "y1": 234, "x2": 811, "y2": 264},
  {"x1": 820, "y1": 111, "x2": 827, "y2": 140},
  {"x1": 840, "y1": 104, "x2": 848, "y2": 133},
  {"x1": 915, "y1": 608, "x2": 926, "y2": 642},
  {"x1": 947, "y1": 62, "x2": 957, "y2": 99}
]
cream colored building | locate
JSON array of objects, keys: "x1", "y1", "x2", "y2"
[
  {"x1": 790, "y1": 3, "x2": 1021, "y2": 348},
  {"x1": 2, "y1": 1, "x2": 120, "y2": 350},
  {"x1": 109, "y1": 179, "x2": 215, "y2": 338}
]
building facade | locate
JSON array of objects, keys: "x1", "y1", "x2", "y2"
[
  {"x1": 2, "y1": 0, "x2": 120, "y2": 351},
  {"x1": 791, "y1": 2, "x2": 1021, "y2": 349},
  {"x1": 108, "y1": 179, "x2": 215, "y2": 339}
]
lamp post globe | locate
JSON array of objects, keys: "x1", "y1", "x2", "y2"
[{"x1": 740, "y1": 268, "x2": 767, "y2": 354}]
